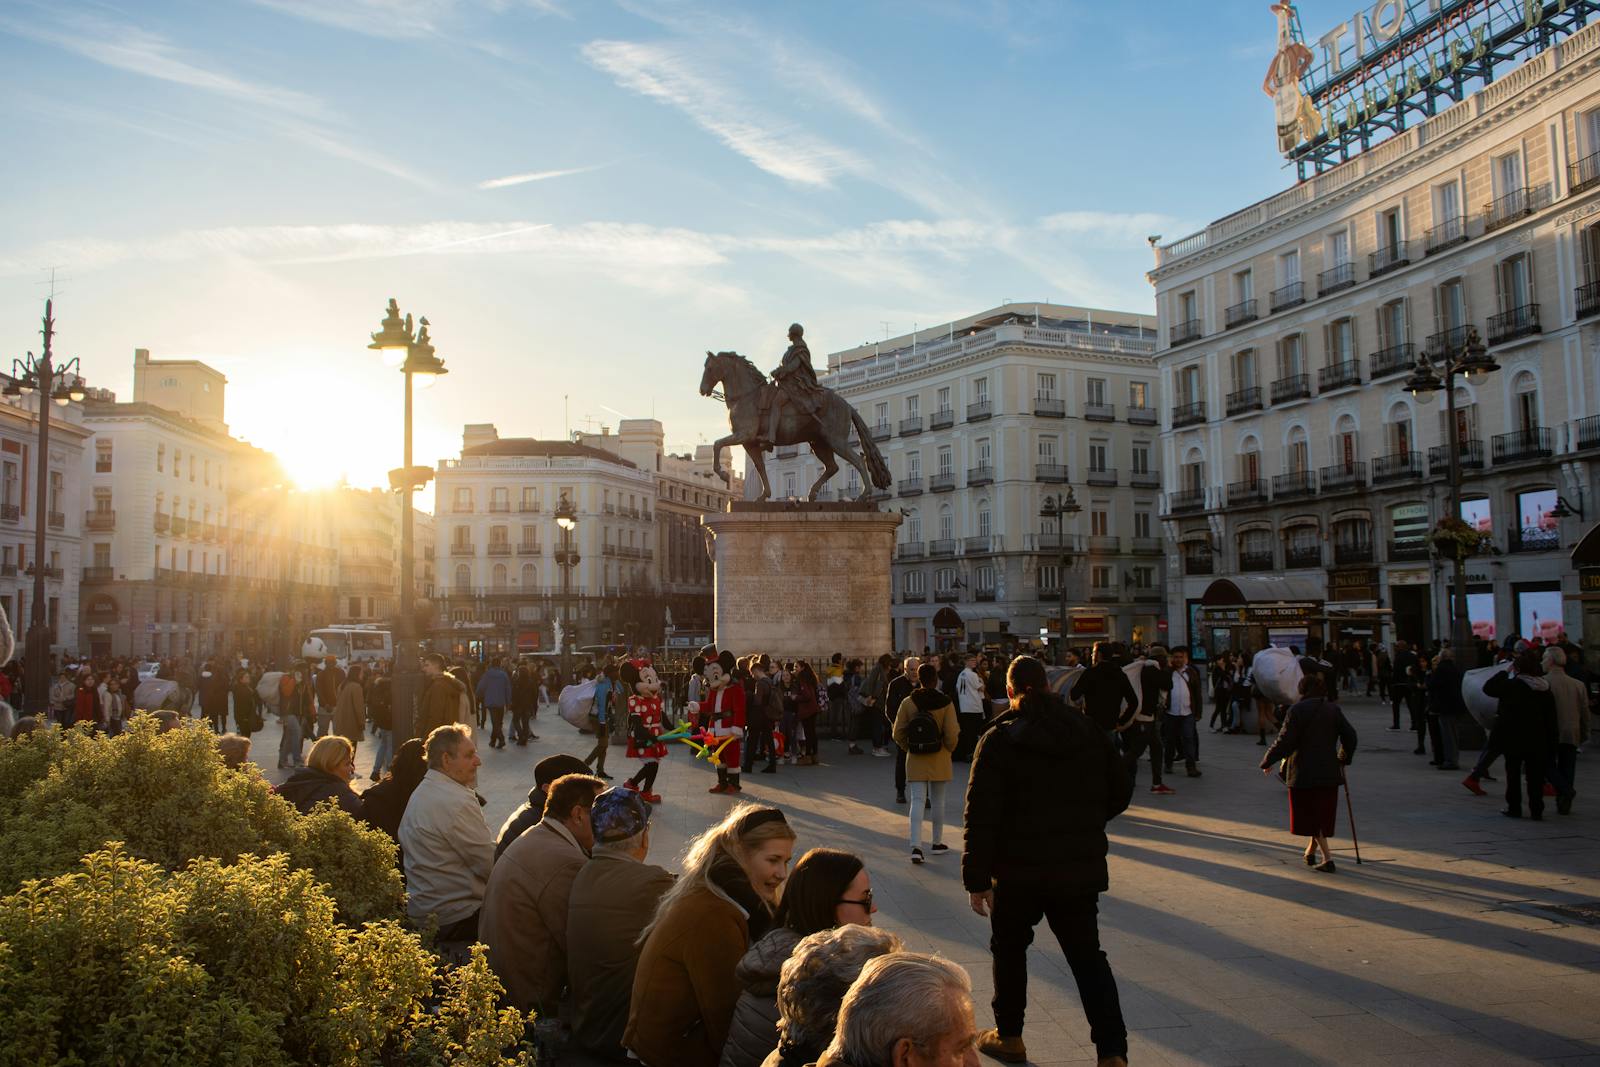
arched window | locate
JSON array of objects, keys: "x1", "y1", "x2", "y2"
[
  {"x1": 492, "y1": 564, "x2": 508, "y2": 591},
  {"x1": 1183, "y1": 447, "x2": 1205, "y2": 491},
  {"x1": 938, "y1": 504, "x2": 954, "y2": 542},
  {"x1": 454, "y1": 564, "x2": 471, "y2": 592},
  {"x1": 521, "y1": 563, "x2": 537, "y2": 590},
  {"x1": 1333, "y1": 414, "x2": 1359, "y2": 471},
  {"x1": 977, "y1": 498, "x2": 992, "y2": 539},
  {"x1": 1512, "y1": 371, "x2": 1539, "y2": 432},
  {"x1": 906, "y1": 508, "x2": 922, "y2": 544},
  {"x1": 1332, "y1": 516, "x2": 1373, "y2": 563},
  {"x1": 1239, "y1": 436, "x2": 1262, "y2": 482},
  {"x1": 1286, "y1": 426, "x2": 1309, "y2": 473},
  {"x1": 1386, "y1": 401, "x2": 1414, "y2": 457}
]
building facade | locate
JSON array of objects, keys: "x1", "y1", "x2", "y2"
[
  {"x1": 1149, "y1": 24, "x2": 1600, "y2": 655},
  {"x1": 759, "y1": 304, "x2": 1163, "y2": 652},
  {"x1": 326, "y1": 487, "x2": 398, "y2": 626}
]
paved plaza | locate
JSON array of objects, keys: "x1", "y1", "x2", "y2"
[{"x1": 256, "y1": 694, "x2": 1600, "y2": 1066}]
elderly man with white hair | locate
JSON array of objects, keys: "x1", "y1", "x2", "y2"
[
  {"x1": 816, "y1": 952, "x2": 978, "y2": 1067},
  {"x1": 764, "y1": 924, "x2": 903, "y2": 1067}
]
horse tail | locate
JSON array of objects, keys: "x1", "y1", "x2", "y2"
[{"x1": 848, "y1": 407, "x2": 893, "y2": 490}]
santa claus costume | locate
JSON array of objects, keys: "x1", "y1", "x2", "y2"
[
  {"x1": 694, "y1": 650, "x2": 746, "y2": 795},
  {"x1": 621, "y1": 661, "x2": 667, "y2": 803}
]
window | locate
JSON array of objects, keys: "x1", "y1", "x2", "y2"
[
  {"x1": 1513, "y1": 371, "x2": 1540, "y2": 431},
  {"x1": 1435, "y1": 278, "x2": 1468, "y2": 331},
  {"x1": 1134, "y1": 511, "x2": 1152, "y2": 538},
  {"x1": 1183, "y1": 453, "x2": 1205, "y2": 493},
  {"x1": 1496, "y1": 252, "x2": 1533, "y2": 311},
  {"x1": 874, "y1": 401, "x2": 888, "y2": 423},
  {"x1": 156, "y1": 444, "x2": 164, "y2": 473},
  {"x1": 1090, "y1": 509, "x2": 1108, "y2": 536},
  {"x1": 95, "y1": 440, "x2": 112, "y2": 473},
  {"x1": 48, "y1": 471, "x2": 61, "y2": 515},
  {"x1": 1086, "y1": 378, "x2": 1106, "y2": 406},
  {"x1": 173, "y1": 449, "x2": 181, "y2": 479},
  {"x1": 452, "y1": 525, "x2": 471, "y2": 547},
  {"x1": 188, "y1": 454, "x2": 194, "y2": 482},
  {"x1": 1038, "y1": 436, "x2": 1059, "y2": 464},
  {"x1": 1278, "y1": 334, "x2": 1303, "y2": 377},
  {"x1": 1129, "y1": 381, "x2": 1148, "y2": 409},
  {"x1": 907, "y1": 510, "x2": 922, "y2": 542},
  {"x1": 975, "y1": 564, "x2": 996, "y2": 593},
  {"x1": 453, "y1": 487, "x2": 473, "y2": 512},
  {"x1": 490, "y1": 487, "x2": 509, "y2": 511},
  {"x1": 1327, "y1": 229, "x2": 1349, "y2": 267},
  {"x1": 1038, "y1": 564, "x2": 1061, "y2": 591},
  {"x1": 1389, "y1": 404, "x2": 1414, "y2": 455},
  {"x1": 1240, "y1": 445, "x2": 1261, "y2": 481},
  {"x1": 1581, "y1": 221, "x2": 1600, "y2": 286},
  {"x1": 1327, "y1": 318, "x2": 1355, "y2": 364},
  {"x1": 521, "y1": 563, "x2": 537, "y2": 589},
  {"x1": 1179, "y1": 364, "x2": 1202, "y2": 405},
  {"x1": 492, "y1": 564, "x2": 508, "y2": 591},
  {"x1": 939, "y1": 509, "x2": 953, "y2": 541},
  {"x1": 1434, "y1": 180, "x2": 1462, "y2": 233},
  {"x1": 936, "y1": 386, "x2": 951, "y2": 413},
  {"x1": 93, "y1": 542, "x2": 110, "y2": 567},
  {"x1": 936, "y1": 568, "x2": 957, "y2": 594},
  {"x1": 1377, "y1": 299, "x2": 1407, "y2": 348},
  {"x1": 1234, "y1": 348, "x2": 1257, "y2": 390},
  {"x1": 904, "y1": 571, "x2": 925, "y2": 597},
  {"x1": 783, "y1": 472, "x2": 796, "y2": 498},
  {"x1": 1280, "y1": 249, "x2": 1300, "y2": 283},
  {"x1": 203, "y1": 459, "x2": 210, "y2": 486},
  {"x1": 489, "y1": 525, "x2": 509, "y2": 547},
  {"x1": 454, "y1": 565, "x2": 471, "y2": 591},
  {"x1": 905, "y1": 394, "x2": 920, "y2": 419},
  {"x1": 1334, "y1": 415, "x2": 1359, "y2": 470},
  {"x1": 973, "y1": 377, "x2": 989, "y2": 403},
  {"x1": 1495, "y1": 149, "x2": 1523, "y2": 197},
  {"x1": 976, "y1": 438, "x2": 992, "y2": 467},
  {"x1": 907, "y1": 452, "x2": 921, "y2": 480},
  {"x1": 1037, "y1": 372, "x2": 1057, "y2": 399},
  {"x1": 1379, "y1": 206, "x2": 1403, "y2": 251},
  {"x1": 1178, "y1": 290, "x2": 1197, "y2": 323},
  {"x1": 1287, "y1": 427, "x2": 1309, "y2": 473},
  {"x1": 1233, "y1": 268, "x2": 1253, "y2": 302},
  {"x1": 937, "y1": 446, "x2": 953, "y2": 476},
  {"x1": 348, "y1": 597, "x2": 362, "y2": 617},
  {"x1": 1133, "y1": 566, "x2": 1155, "y2": 590},
  {"x1": 1088, "y1": 441, "x2": 1108, "y2": 473},
  {"x1": 1091, "y1": 565, "x2": 1113, "y2": 590},
  {"x1": 977, "y1": 502, "x2": 991, "y2": 538}
]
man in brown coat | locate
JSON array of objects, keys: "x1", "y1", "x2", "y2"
[
  {"x1": 480, "y1": 772, "x2": 605, "y2": 1015},
  {"x1": 416, "y1": 653, "x2": 466, "y2": 740}
]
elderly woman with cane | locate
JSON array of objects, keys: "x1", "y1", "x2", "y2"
[{"x1": 1261, "y1": 673, "x2": 1358, "y2": 873}]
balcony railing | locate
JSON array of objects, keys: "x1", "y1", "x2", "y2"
[
  {"x1": 0, "y1": 563, "x2": 15, "y2": 576},
  {"x1": 171, "y1": 517, "x2": 187, "y2": 536},
  {"x1": 897, "y1": 542, "x2": 926, "y2": 561},
  {"x1": 975, "y1": 588, "x2": 997, "y2": 602},
  {"x1": 1034, "y1": 463, "x2": 1068, "y2": 483},
  {"x1": 1172, "y1": 401, "x2": 1206, "y2": 428},
  {"x1": 930, "y1": 408, "x2": 955, "y2": 430},
  {"x1": 1270, "y1": 280, "x2": 1305, "y2": 312},
  {"x1": 1086, "y1": 468, "x2": 1118, "y2": 487},
  {"x1": 1487, "y1": 303, "x2": 1540, "y2": 345},
  {"x1": 1083, "y1": 402, "x2": 1116, "y2": 422},
  {"x1": 929, "y1": 472, "x2": 956, "y2": 492},
  {"x1": 1240, "y1": 550, "x2": 1275, "y2": 572},
  {"x1": 1318, "y1": 360, "x2": 1361, "y2": 391},
  {"x1": 1318, "y1": 261, "x2": 1356, "y2": 296},
  {"x1": 1270, "y1": 374, "x2": 1311, "y2": 404},
  {"x1": 1319, "y1": 461, "x2": 1367, "y2": 492},
  {"x1": 1170, "y1": 318, "x2": 1202, "y2": 345},
  {"x1": 934, "y1": 589, "x2": 959, "y2": 603},
  {"x1": 153, "y1": 513, "x2": 169, "y2": 533},
  {"x1": 902, "y1": 591, "x2": 927, "y2": 604},
  {"x1": 1578, "y1": 281, "x2": 1600, "y2": 321},
  {"x1": 1334, "y1": 541, "x2": 1375, "y2": 564},
  {"x1": 85, "y1": 509, "x2": 115, "y2": 531},
  {"x1": 518, "y1": 501, "x2": 541, "y2": 513},
  {"x1": 1169, "y1": 488, "x2": 1207, "y2": 513},
  {"x1": 1572, "y1": 150, "x2": 1600, "y2": 195},
  {"x1": 1227, "y1": 479, "x2": 1268, "y2": 506},
  {"x1": 1428, "y1": 440, "x2": 1485, "y2": 473},
  {"x1": 1226, "y1": 386, "x2": 1263, "y2": 417},
  {"x1": 966, "y1": 401, "x2": 993, "y2": 422},
  {"x1": 1578, "y1": 414, "x2": 1600, "y2": 451},
  {"x1": 1272, "y1": 470, "x2": 1317, "y2": 499},
  {"x1": 1127, "y1": 406, "x2": 1157, "y2": 425},
  {"x1": 1425, "y1": 324, "x2": 1475, "y2": 358},
  {"x1": 450, "y1": 543, "x2": 476, "y2": 556},
  {"x1": 1130, "y1": 470, "x2": 1161, "y2": 489},
  {"x1": 1087, "y1": 535, "x2": 1120, "y2": 553},
  {"x1": 899, "y1": 416, "x2": 923, "y2": 436},
  {"x1": 46, "y1": 511, "x2": 64, "y2": 530},
  {"x1": 1373, "y1": 451, "x2": 1423, "y2": 484},
  {"x1": 965, "y1": 466, "x2": 994, "y2": 487},
  {"x1": 1426, "y1": 216, "x2": 1469, "y2": 255},
  {"x1": 1483, "y1": 185, "x2": 1551, "y2": 232},
  {"x1": 487, "y1": 543, "x2": 512, "y2": 556},
  {"x1": 83, "y1": 565, "x2": 115, "y2": 582},
  {"x1": 1389, "y1": 538, "x2": 1430, "y2": 561},
  {"x1": 964, "y1": 536, "x2": 998, "y2": 555},
  {"x1": 1224, "y1": 299, "x2": 1258, "y2": 328},
  {"x1": 928, "y1": 538, "x2": 958, "y2": 558},
  {"x1": 488, "y1": 501, "x2": 510, "y2": 513},
  {"x1": 869, "y1": 421, "x2": 891, "y2": 442},
  {"x1": 1510, "y1": 526, "x2": 1560, "y2": 553},
  {"x1": 1285, "y1": 545, "x2": 1323, "y2": 568},
  {"x1": 1370, "y1": 342, "x2": 1416, "y2": 379},
  {"x1": 1183, "y1": 551, "x2": 1214, "y2": 576},
  {"x1": 1130, "y1": 537, "x2": 1163, "y2": 555},
  {"x1": 1033, "y1": 396, "x2": 1065, "y2": 418},
  {"x1": 898, "y1": 477, "x2": 924, "y2": 497},
  {"x1": 517, "y1": 542, "x2": 542, "y2": 555},
  {"x1": 1491, "y1": 427, "x2": 1554, "y2": 464},
  {"x1": 1370, "y1": 241, "x2": 1410, "y2": 277}
]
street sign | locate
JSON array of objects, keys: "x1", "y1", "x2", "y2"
[{"x1": 1157, "y1": 619, "x2": 1169, "y2": 631}]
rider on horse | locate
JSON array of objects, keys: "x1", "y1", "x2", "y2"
[{"x1": 758, "y1": 323, "x2": 824, "y2": 448}]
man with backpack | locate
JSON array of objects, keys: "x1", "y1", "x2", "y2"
[{"x1": 893, "y1": 662, "x2": 959, "y2": 865}]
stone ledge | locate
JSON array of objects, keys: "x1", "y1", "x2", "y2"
[{"x1": 729, "y1": 500, "x2": 879, "y2": 513}]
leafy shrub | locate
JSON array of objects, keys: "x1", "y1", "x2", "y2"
[
  {"x1": 0, "y1": 716, "x2": 403, "y2": 922},
  {"x1": 0, "y1": 845, "x2": 528, "y2": 1066}
]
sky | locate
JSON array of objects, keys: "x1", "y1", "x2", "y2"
[{"x1": 0, "y1": 0, "x2": 1353, "y2": 502}]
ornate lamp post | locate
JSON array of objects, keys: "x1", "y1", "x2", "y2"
[
  {"x1": 1405, "y1": 327, "x2": 1498, "y2": 663},
  {"x1": 554, "y1": 495, "x2": 580, "y2": 684},
  {"x1": 1039, "y1": 487, "x2": 1081, "y2": 664},
  {"x1": 369, "y1": 299, "x2": 447, "y2": 741},
  {"x1": 4, "y1": 300, "x2": 86, "y2": 715}
]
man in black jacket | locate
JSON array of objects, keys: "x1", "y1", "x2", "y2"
[
  {"x1": 1069, "y1": 641, "x2": 1138, "y2": 735},
  {"x1": 886, "y1": 655, "x2": 919, "y2": 804},
  {"x1": 963, "y1": 655, "x2": 1132, "y2": 1067}
]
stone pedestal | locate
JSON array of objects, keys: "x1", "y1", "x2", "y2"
[{"x1": 703, "y1": 502, "x2": 901, "y2": 661}]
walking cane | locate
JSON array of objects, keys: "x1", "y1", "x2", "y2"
[{"x1": 1341, "y1": 764, "x2": 1362, "y2": 865}]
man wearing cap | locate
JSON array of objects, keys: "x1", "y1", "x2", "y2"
[
  {"x1": 480, "y1": 772, "x2": 606, "y2": 1016},
  {"x1": 567, "y1": 787, "x2": 675, "y2": 1059},
  {"x1": 495, "y1": 753, "x2": 592, "y2": 860}
]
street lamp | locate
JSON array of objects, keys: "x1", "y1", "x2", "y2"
[
  {"x1": 554, "y1": 494, "x2": 579, "y2": 683},
  {"x1": 1039, "y1": 487, "x2": 1081, "y2": 664},
  {"x1": 1405, "y1": 326, "x2": 1498, "y2": 664},
  {"x1": 369, "y1": 298, "x2": 448, "y2": 741},
  {"x1": 4, "y1": 299, "x2": 87, "y2": 716}
]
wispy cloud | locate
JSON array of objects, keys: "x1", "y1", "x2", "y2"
[
  {"x1": 478, "y1": 164, "x2": 608, "y2": 190},
  {"x1": 250, "y1": 0, "x2": 569, "y2": 40},
  {"x1": 582, "y1": 39, "x2": 860, "y2": 187},
  {"x1": 1039, "y1": 210, "x2": 1195, "y2": 245}
]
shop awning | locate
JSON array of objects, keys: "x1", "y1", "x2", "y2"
[
  {"x1": 932, "y1": 606, "x2": 964, "y2": 630},
  {"x1": 1572, "y1": 522, "x2": 1600, "y2": 566},
  {"x1": 1200, "y1": 575, "x2": 1323, "y2": 606}
]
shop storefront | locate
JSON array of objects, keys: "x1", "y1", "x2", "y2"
[
  {"x1": 1572, "y1": 524, "x2": 1600, "y2": 652},
  {"x1": 1326, "y1": 567, "x2": 1383, "y2": 647},
  {"x1": 1195, "y1": 577, "x2": 1323, "y2": 657}
]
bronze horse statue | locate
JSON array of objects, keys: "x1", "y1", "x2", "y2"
[{"x1": 699, "y1": 350, "x2": 892, "y2": 502}]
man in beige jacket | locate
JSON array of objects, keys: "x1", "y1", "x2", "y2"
[
  {"x1": 480, "y1": 772, "x2": 605, "y2": 1014},
  {"x1": 1545, "y1": 646, "x2": 1590, "y2": 815},
  {"x1": 398, "y1": 724, "x2": 493, "y2": 941}
]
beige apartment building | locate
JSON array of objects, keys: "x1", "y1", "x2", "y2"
[
  {"x1": 1149, "y1": 24, "x2": 1600, "y2": 655},
  {"x1": 759, "y1": 304, "x2": 1163, "y2": 653}
]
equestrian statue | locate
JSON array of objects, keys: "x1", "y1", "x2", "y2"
[{"x1": 699, "y1": 323, "x2": 892, "y2": 502}]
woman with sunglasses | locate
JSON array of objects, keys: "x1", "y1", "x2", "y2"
[
  {"x1": 626, "y1": 804, "x2": 797, "y2": 1067},
  {"x1": 720, "y1": 848, "x2": 876, "y2": 1067}
]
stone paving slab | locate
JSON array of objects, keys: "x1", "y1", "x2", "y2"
[{"x1": 243, "y1": 692, "x2": 1600, "y2": 1065}]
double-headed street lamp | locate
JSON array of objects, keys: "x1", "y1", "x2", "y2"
[
  {"x1": 1405, "y1": 326, "x2": 1499, "y2": 665},
  {"x1": 368, "y1": 299, "x2": 448, "y2": 741},
  {"x1": 4, "y1": 300, "x2": 86, "y2": 716},
  {"x1": 554, "y1": 495, "x2": 580, "y2": 684},
  {"x1": 1040, "y1": 487, "x2": 1081, "y2": 664}
]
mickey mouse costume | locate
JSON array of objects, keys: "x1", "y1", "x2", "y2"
[{"x1": 621, "y1": 659, "x2": 667, "y2": 804}]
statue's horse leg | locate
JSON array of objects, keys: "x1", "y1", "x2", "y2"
[
  {"x1": 818, "y1": 403, "x2": 876, "y2": 500},
  {"x1": 744, "y1": 443, "x2": 772, "y2": 501},
  {"x1": 806, "y1": 443, "x2": 839, "y2": 501}
]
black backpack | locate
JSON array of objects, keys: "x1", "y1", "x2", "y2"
[{"x1": 904, "y1": 705, "x2": 944, "y2": 755}]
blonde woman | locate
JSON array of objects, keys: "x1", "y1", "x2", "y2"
[
  {"x1": 279, "y1": 735, "x2": 363, "y2": 818},
  {"x1": 626, "y1": 804, "x2": 798, "y2": 1067}
]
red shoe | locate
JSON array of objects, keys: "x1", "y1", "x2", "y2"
[
  {"x1": 1462, "y1": 775, "x2": 1486, "y2": 796},
  {"x1": 1150, "y1": 784, "x2": 1177, "y2": 795},
  {"x1": 708, "y1": 783, "x2": 728, "y2": 794},
  {"x1": 624, "y1": 781, "x2": 641, "y2": 794},
  {"x1": 641, "y1": 791, "x2": 662, "y2": 804}
]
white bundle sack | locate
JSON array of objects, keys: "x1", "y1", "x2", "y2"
[
  {"x1": 1251, "y1": 647, "x2": 1304, "y2": 707},
  {"x1": 1122, "y1": 660, "x2": 1149, "y2": 720},
  {"x1": 1048, "y1": 665, "x2": 1085, "y2": 707},
  {"x1": 1462, "y1": 663, "x2": 1510, "y2": 730},
  {"x1": 133, "y1": 679, "x2": 180, "y2": 711},
  {"x1": 255, "y1": 671, "x2": 285, "y2": 711},
  {"x1": 559, "y1": 678, "x2": 597, "y2": 729}
]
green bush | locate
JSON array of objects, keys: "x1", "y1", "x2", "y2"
[
  {"x1": 0, "y1": 845, "x2": 529, "y2": 1066},
  {"x1": 0, "y1": 716, "x2": 403, "y2": 923}
]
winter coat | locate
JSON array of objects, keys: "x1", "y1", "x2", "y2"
[
  {"x1": 568, "y1": 852, "x2": 676, "y2": 1060},
  {"x1": 892, "y1": 688, "x2": 959, "y2": 782},
  {"x1": 277, "y1": 767, "x2": 363, "y2": 818},
  {"x1": 720, "y1": 927, "x2": 803, "y2": 1067},
  {"x1": 792, "y1": 678, "x2": 819, "y2": 720},
  {"x1": 359, "y1": 774, "x2": 420, "y2": 842},
  {"x1": 1260, "y1": 698, "x2": 1357, "y2": 789},
  {"x1": 626, "y1": 861, "x2": 773, "y2": 1067},
  {"x1": 231, "y1": 681, "x2": 261, "y2": 734},
  {"x1": 481, "y1": 819, "x2": 590, "y2": 1014},
  {"x1": 1069, "y1": 661, "x2": 1138, "y2": 734},
  {"x1": 199, "y1": 670, "x2": 229, "y2": 716},
  {"x1": 1483, "y1": 671, "x2": 1558, "y2": 758},
  {"x1": 367, "y1": 677, "x2": 393, "y2": 732},
  {"x1": 397, "y1": 769, "x2": 495, "y2": 928},
  {"x1": 417, "y1": 672, "x2": 466, "y2": 740},
  {"x1": 1548, "y1": 665, "x2": 1590, "y2": 746},
  {"x1": 73, "y1": 686, "x2": 100, "y2": 724},
  {"x1": 476, "y1": 666, "x2": 513, "y2": 708},
  {"x1": 956, "y1": 667, "x2": 986, "y2": 717},
  {"x1": 315, "y1": 665, "x2": 345, "y2": 707},
  {"x1": 883, "y1": 674, "x2": 913, "y2": 732},
  {"x1": 962, "y1": 692, "x2": 1132, "y2": 895},
  {"x1": 512, "y1": 668, "x2": 539, "y2": 711},
  {"x1": 333, "y1": 679, "x2": 366, "y2": 741}
]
